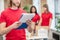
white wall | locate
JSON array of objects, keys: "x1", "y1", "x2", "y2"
[
  {"x1": 58, "y1": 0, "x2": 60, "y2": 13},
  {"x1": 32, "y1": 0, "x2": 41, "y2": 15},
  {"x1": 47, "y1": 0, "x2": 56, "y2": 30},
  {"x1": 0, "y1": 0, "x2": 4, "y2": 13},
  {"x1": 55, "y1": 0, "x2": 60, "y2": 13}
]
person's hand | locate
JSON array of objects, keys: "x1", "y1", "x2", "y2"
[
  {"x1": 26, "y1": 20, "x2": 31, "y2": 26},
  {"x1": 27, "y1": 26, "x2": 33, "y2": 33},
  {"x1": 11, "y1": 21, "x2": 22, "y2": 29}
]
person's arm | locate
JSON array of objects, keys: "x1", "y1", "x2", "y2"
[
  {"x1": 49, "y1": 18, "x2": 52, "y2": 29},
  {"x1": 26, "y1": 20, "x2": 35, "y2": 32},
  {"x1": 0, "y1": 22, "x2": 13, "y2": 35},
  {"x1": 49, "y1": 13, "x2": 53, "y2": 28},
  {"x1": 0, "y1": 21, "x2": 21, "y2": 36},
  {"x1": 38, "y1": 17, "x2": 42, "y2": 26},
  {"x1": 31, "y1": 22, "x2": 35, "y2": 30}
]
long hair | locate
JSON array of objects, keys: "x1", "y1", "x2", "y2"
[
  {"x1": 43, "y1": 4, "x2": 49, "y2": 12},
  {"x1": 9, "y1": 0, "x2": 21, "y2": 8},
  {"x1": 30, "y1": 6, "x2": 37, "y2": 14}
]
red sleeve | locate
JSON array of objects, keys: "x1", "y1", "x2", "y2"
[
  {"x1": 0, "y1": 16, "x2": 1, "y2": 23},
  {"x1": 50, "y1": 13, "x2": 53, "y2": 19},
  {"x1": 38, "y1": 15, "x2": 40, "y2": 20},
  {"x1": 0, "y1": 12, "x2": 6, "y2": 23},
  {"x1": 32, "y1": 16, "x2": 36, "y2": 22},
  {"x1": 41, "y1": 13, "x2": 44, "y2": 18},
  {"x1": 32, "y1": 14, "x2": 40, "y2": 22},
  {"x1": 41, "y1": 14, "x2": 43, "y2": 20}
]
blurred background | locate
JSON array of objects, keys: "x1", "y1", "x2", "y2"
[{"x1": 0, "y1": 0, "x2": 60, "y2": 40}]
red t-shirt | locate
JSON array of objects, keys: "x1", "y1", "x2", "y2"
[
  {"x1": 0, "y1": 16, "x2": 1, "y2": 23},
  {"x1": 32, "y1": 14, "x2": 40, "y2": 23},
  {"x1": 0, "y1": 8, "x2": 26, "y2": 40},
  {"x1": 41, "y1": 12, "x2": 53, "y2": 26}
]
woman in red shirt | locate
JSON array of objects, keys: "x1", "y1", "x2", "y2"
[
  {"x1": 41, "y1": 4, "x2": 52, "y2": 28},
  {"x1": 28, "y1": 6, "x2": 40, "y2": 35},
  {"x1": 30, "y1": 6, "x2": 40, "y2": 24},
  {"x1": 39, "y1": 4, "x2": 53, "y2": 40}
]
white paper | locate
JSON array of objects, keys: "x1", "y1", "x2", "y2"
[
  {"x1": 38, "y1": 28, "x2": 48, "y2": 38},
  {"x1": 19, "y1": 13, "x2": 35, "y2": 23}
]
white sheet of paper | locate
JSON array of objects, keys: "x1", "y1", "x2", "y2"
[
  {"x1": 19, "y1": 13, "x2": 35, "y2": 23},
  {"x1": 38, "y1": 28, "x2": 48, "y2": 38},
  {"x1": 25, "y1": 28, "x2": 48, "y2": 39}
]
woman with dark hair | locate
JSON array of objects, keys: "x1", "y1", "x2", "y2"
[
  {"x1": 30, "y1": 6, "x2": 37, "y2": 14},
  {"x1": 30, "y1": 6, "x2": 40, "y2": 24},
  {"x1": 29, "y1": 6, "x2": 40, "y2": 36},
  {"x1": 38, "y1": 4, "x2": 53, "y2": 40}
]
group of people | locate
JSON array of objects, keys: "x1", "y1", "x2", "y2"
[{"x1": 0, "y1": 0, "x2": 53, "y2": 40}]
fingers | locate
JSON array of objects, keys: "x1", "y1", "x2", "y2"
[
  {"x1": 27, "y1": 20, "x2": 31, "y2": 22},
  {"x1": 26, "y1": 20, "x2": 31, "y2": 26},
  {"x1": 27, "y1": 26, "x2": 33, "y2": 33},
  {"x1": 15, "y1": 21, "x2": 22, "y2": 26}
]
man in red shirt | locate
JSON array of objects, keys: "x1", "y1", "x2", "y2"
[{"x1": 0, "y1": 0, "x2": 30, "y2": 40}]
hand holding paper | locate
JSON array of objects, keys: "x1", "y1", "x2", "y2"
[
  {"x1": 17, "y1": 13, "x2": 35, "y2": 29},
  {"x1": 19, "y1": 13, "x2": 35, "y2": 23}
]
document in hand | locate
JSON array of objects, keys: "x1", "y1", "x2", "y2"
[
  {"x1": 17, "y1": 13, "x2": 35, "y2": 29},
  {"x1": 19, "y1": 13, "x2": 35, "y2": 23}
]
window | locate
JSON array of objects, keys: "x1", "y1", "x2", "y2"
[{"x1": 55, "y1": 0, "x2": 60, "y2": 31}]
